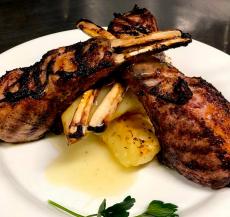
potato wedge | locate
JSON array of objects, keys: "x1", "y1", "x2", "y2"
[{"x1": 100, "y1": 114, "x2": 160, "y2": 167}]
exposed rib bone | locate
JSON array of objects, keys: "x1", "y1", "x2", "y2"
[
  {"x1": 76, "y1": 19, "x2": 116, "y2": 40},
  {"x1": 76, "y1": 19, "x2": 191, "y2": 64},
  {"x1": 114, "y1": 37, "x2": 191, "y2": 63},
  {"x1": 75, "y1": 20, "x2": 127, "y2": 134},
  {"x1": 64, "y1": 20, "x2": 191, "y2": 143},
  {"x1": 68, "y1": 89, "x2": 98, "y2": 144},
  {"x1": 88, "y1": 83, "x2": 125, "y2": 129},
  {"x1": 110, "y1": 30, "x2": 187, "y2": 48},
  {"x1": 66, "y1": 83, "x2": 125, "y2": 144},
  {"x1": 76, "y1": 19, "x2": 191, "y2": 51}
]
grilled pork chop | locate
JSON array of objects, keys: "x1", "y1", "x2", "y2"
[
  {"x1": 121, "y1": 55, "x2": 230, "y2": 189},
  {"x1": 108, "y1": 6, "x2": 230, "y2": 189},
  {"x1": 0, "y1": 38, "x2": 116, "y2": 142},
  {"x1": 0, "y1": 23, "x2": 190, "y2": 143}
]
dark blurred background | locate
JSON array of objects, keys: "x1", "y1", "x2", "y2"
[{"x1": 0, "y1": 0, "x2": 229, "y2": 54}]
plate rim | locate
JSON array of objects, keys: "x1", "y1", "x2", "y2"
[{"x1": 0, "y1": 29, "x2": 229, "y2": 217}]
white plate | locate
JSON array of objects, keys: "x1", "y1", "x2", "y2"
[{"x1": 0, "y1": 30, "x2": 229, "y2": 217}]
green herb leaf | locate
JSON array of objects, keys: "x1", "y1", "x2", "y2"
[
  {"x1": 97, "y1": 199, "x2": 106, "y2": 217},
  {"x1": 101, "y1": 196, "x2": 136, "y2": 217},
  {"x1": 48, "y1": 200, "x2": 85, "y2": 217},
  {"x1": 48, "y1": 197, "x2": 179, "y2": 217},
  {"x1": 136, "y1": 200, "x2": 178, "y2": 217}
]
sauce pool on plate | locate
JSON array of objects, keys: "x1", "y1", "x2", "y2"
[{"x1": 46, "y1": 134, "x2": 136, "y2": 196}]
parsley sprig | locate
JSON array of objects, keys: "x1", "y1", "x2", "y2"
[
  {"x1": 136, "y1": 200, "x2": 179, "y2": 217},
  {"x1": 48, "y1": 196, "x2": 179, "y2": 217}
]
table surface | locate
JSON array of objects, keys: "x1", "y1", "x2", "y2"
[{"x1": 0, "y1": 0, "x2": 229, "y2": 54}]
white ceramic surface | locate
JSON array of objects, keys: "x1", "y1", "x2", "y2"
[{"x1": 0, "y1": 30, "x2": 229, "y2": 217}]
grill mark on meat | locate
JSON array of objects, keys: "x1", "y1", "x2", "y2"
[
  {"x1": 150, "y1": 77, "x2": 192, "y2": 105},
  {"x1": 108, "y1": 5, "x2": 158, "y2": 38},
  {"x1": 0, "y1": 38, "x2": 113, "y2": 104},
  {"x1": 73, "y1": 42, "x2": 113, "y2": 78},
  {"x1": 184, "y1": 159, "x2": 217, "y2": 171},
  {"x1": 158, "y1": 106, "x2": 224, "y2": 163},
  {"x1": 218, "y1": 151, "x2": 230, "y2": 170}
]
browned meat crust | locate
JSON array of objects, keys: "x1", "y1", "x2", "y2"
[
  {"x1": 108, "y1": 5, "x2": 158, "y2": 38},
  {"x1": 108, "y1": 5, "x2": 165, "y2": 61},
  {"x1": 121, "y1": 55, "x2": 230, "y2": 189},
  {"x1": 0, "y1": 38, "x2": 115, "y2": 143}
]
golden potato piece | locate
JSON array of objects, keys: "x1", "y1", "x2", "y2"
[{"x1": 100, "y1": 114, "x2": 160, "y2": 167}]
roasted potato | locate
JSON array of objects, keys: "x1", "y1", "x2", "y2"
[
  {"x1": 100, "y1": 114, "x2": 160, "y2": 167},
  {"x1": 61, "y1": 87, "x2": 159, "y2": 167}
]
